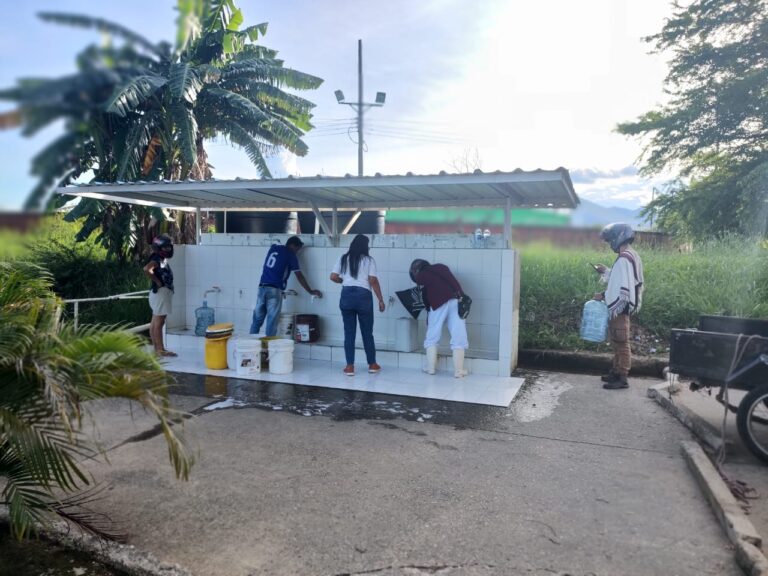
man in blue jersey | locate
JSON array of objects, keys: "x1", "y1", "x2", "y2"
[{"x1": 250, "y1": 236, "x2": 323, "y2": 336}]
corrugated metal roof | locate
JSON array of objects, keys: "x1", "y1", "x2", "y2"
[{"x1": 56, "y1": 168, "x2": 579, "y2": 211}]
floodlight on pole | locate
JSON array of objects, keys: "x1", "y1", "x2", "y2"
[{"x1": 335, "y1": 39, "x2": 388, "y2": 232}]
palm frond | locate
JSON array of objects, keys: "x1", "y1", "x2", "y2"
[
  {"x1": 221, "y1": 120, "x2": 272, "y2": 177},
  {"x1": 227, "y1": 81, "x2": 314, "y2": 130},
  {"x1": 116, "y1": 113, "x2": 156, "y2": 181},
  {"x1": 172, "y1": 104, "x2": 199, "y2": 168},
  {"x1": 105, "y1": 74, "x2": 167, "y2": 117},
  {"x1": 169, "y1": 63, "x2": 202, "y2": 103},
  {"x1": 231, "y1": 45, "x2": 279, "y2": 63},
  {"x1": 222, "y1": 59, "x2": 323, "y2": 90},
  {"x1": 38, "y1": 12, "x2": 165, "y2": 58},
  {"x1": 202, "y1": 86, "x2": 270, "y2": 123}
]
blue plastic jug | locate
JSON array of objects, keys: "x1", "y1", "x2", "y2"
[
  {"x1": 194, "y1": 301, "x2": 216, "y2": 336},
  {"x1": 580, "y1": 299, "x2": 609, "y2": 342}
]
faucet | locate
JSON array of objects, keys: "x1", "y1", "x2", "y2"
[{"x1": 203, "y1": 286, "x2": 221, "y2": 299}]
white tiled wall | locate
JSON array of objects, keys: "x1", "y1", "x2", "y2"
[{"x1": 170, "y1": 234, "x2": 519, "y2": 374}]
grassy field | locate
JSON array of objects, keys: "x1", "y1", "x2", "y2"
[{"x1": 518, "y1": 238, "x2": 768, "y2": 354}]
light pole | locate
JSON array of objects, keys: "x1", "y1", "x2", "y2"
[{"x1": 335, "y1": 39, "x2": 387, "y2": 233}]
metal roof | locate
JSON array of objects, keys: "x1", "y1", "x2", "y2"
[{"x1": 56, "y1": 168, "x2": 579, "y2": 211}]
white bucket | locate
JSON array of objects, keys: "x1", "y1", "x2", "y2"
[
  {"x1": 268, "y1": 338, "x2": 295, "y2": 374},
  {"x1": 233, "y1": 336, "x2": 262, "y2": 376},
  {"x1": 277, "y1": 313, "x2": 294, "y2": 339}
]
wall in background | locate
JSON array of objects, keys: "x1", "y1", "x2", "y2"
[{"x1": 168, "y1": 234, "x2": 519, "y2": 375}]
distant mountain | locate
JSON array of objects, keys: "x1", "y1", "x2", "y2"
[{"x1": 569, "y1": 198, "x2": 648, "y2": 229}]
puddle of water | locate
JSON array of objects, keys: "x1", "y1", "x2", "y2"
[
  {"x1": 203, "y1": 398, "x2": 246, "y2": 411},
  {"x1": 174, "y1": 370, "x2": 558, "y2": 431},
  {"x1": 508, "y1": 376, "x2": 573, "y2": 423}
]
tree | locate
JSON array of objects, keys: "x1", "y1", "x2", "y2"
[
  {"x1": 0, "y1": 261, "x2": 193, "y2": 540},
  {"x1": 0, "y1": 0, "x2": 322, "y2": 260},
  {"x1": 618, "y1": 0, "x2": 768, "y2": 240}
]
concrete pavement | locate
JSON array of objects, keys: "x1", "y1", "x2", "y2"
[{"x1": 79, "y1": 371, "x2": 740, "y2": 576}]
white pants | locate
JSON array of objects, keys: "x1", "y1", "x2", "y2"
[{"x1": 424, "y1": 299, "x2": 468, "y2": 350}]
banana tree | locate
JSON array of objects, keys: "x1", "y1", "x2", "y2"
[{"x1": 0, "y1": 0, "x2": 322, "y2": 260}]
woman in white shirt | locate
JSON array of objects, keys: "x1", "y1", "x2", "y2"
[{"x1": 330, "y1": 234, "x2": 386, "y2": 376}]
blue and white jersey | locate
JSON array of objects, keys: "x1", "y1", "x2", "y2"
[{"x1": 259, "y1": 244, "x2": 299, "y2": 290}]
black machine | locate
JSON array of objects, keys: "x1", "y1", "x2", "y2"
[{"x1": 669, "y1": 315, "x2": 768, "y2": 464}]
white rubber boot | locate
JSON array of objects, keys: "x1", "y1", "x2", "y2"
[
  {"x1": 452, "y1": 348, "x2": 469, "y2": 378},
  {"x1": 424, "y1": 346, "x2": 437, "y2": 375}
]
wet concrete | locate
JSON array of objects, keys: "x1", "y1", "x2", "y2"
[
  {"x1": 170, "y1": 368, "x2": 568, "y2": 432},
  {"x1": 74, "y1": 371, "x2": 740, "y2": 576}
]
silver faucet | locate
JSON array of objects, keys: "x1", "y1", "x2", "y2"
[
  {"x1": 283, "y1": 289, "x2": 299, "y2": 299},
  {"x1": 203, "y1": 286, "x2": 221, "y2": 298}
]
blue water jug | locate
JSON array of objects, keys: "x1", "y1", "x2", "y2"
[
  {"x1": 580, "y1": 299, "x2": 609, "y2": 342},
  {"x1": 194, "y1": 301, "x2": 216, "y2": 336}
]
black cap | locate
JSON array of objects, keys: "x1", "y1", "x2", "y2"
[{"x1": 286, "y1": 236, "x2": 304, "y2": 248}]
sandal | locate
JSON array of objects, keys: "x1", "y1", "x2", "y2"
[{"x1": 157, "y1": 350, "x2": 178, "y2": 357}]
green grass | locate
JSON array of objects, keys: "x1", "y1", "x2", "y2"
[
  {"x1": 0, "y1": 216, "x2": 150, "y2": 327},
  {"x1": 519, "y1": 238, "x2": 768, "y2": 352}
]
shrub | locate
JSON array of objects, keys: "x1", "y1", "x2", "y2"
[{"x1": 1, "y1": 216, "x2": 150, "y2": 327}]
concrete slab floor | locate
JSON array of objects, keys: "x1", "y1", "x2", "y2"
[
  {"x1": 79, "y1": 371, "x2": 739, "y2": 576},
  {"x1": 662, "y1": 384, "x2": 768, "y2": 544}
]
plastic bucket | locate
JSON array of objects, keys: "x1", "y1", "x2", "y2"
[
  {"x1": 277, "y1": 313, "x2": 294, "y2": 339},
  {"x1": 294, "y1": 314, "x2": 319, "y2": 342},
  {"x1": 260, "y1": 336, "x2": 280, "y2": 370},
  {"x1": 268, "y1": 338, "x2": 295, "y2": 374},
  {"x1": 205, "y1": 335, "x2": 231, "y2": 370},
  {"x1": 233, "y1": 336, "x2": 261, "y2": 376}
]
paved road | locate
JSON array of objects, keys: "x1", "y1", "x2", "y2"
[{"x1": 82, "y1": 371, "x2": 740, "y2": 576}]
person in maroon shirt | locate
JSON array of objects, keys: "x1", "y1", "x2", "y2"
[{"x1": 410, "y1": 259, "x2": 469, "y2": 377}]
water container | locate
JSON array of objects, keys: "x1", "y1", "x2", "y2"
[
  {"x1": 268, "y1": 339, "x2": 295, "y2": 374},
  {"x1": 277, "y1": 313, "x2": 294, "y2": 339},
  {"x1": 294, "y1": 314, "x2": 319, "y2": 342},
  {"x1": 194, "y1": 300, "x2": 216, "y2": 336},
  {"x1": 204, "y1": 323, "x2": 234, "y2": 369},
  {"x1": 580, "y1": 300, "x2": 609, "y2": 343},
  {"x1": 260, "y1": 336, "x2": 280, "y2": 370},
  {"x1": 394, "y1": 317, "x2": 418, "y2": 352},
  {"x1": 232, "y1": 336, "x2": 261, "y2": 376}
]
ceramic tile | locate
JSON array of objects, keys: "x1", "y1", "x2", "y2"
[
  {"x1": 310, "y1": 345, "x2": 331, "y2": 361},
  {"x1": 163, "y1": 348, "x2": 521, "y2": 406}
]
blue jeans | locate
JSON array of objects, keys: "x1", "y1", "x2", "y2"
[
  {"x1": 250, "y1": 286, "x2": 283, "y2": 336},
  {"x1": 339, "y1": 286, "x2": 376, "y2": 365}
]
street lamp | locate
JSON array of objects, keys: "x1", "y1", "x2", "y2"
[{"x1": 336, "y1": 40, "x2": 387, "y2": 233}]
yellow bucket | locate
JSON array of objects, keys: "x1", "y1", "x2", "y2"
[{"x1": 205, "y1": 335, "x2": 231, "y2": 370}]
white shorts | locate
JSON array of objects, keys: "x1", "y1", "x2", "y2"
[{"x1": 149, "y1": 287, "x2": 173, "y2": 317}]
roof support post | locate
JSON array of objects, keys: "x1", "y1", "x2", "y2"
[
  {"x1": 504, "y1": 197, "x2": 512, "y2": 248},
  {"x1": 223, "y1": 210, "x2": 228, "y2": 235},
  {"x1": 332, "y1": 207, "x2": 339, "y2": 247},
  {"x1": 195, "y1": 207, "x2": 202, "y2": 245},
  {"x1": 341, "y1": 210, "x2": 362, "y2": 235},
  {"x1": 309, "y1": 201, "x2": 334, "y2": 243}
]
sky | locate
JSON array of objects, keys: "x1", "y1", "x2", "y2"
[{"x1": 0, "y1": 0, "x2": 675, "y2": 211}]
